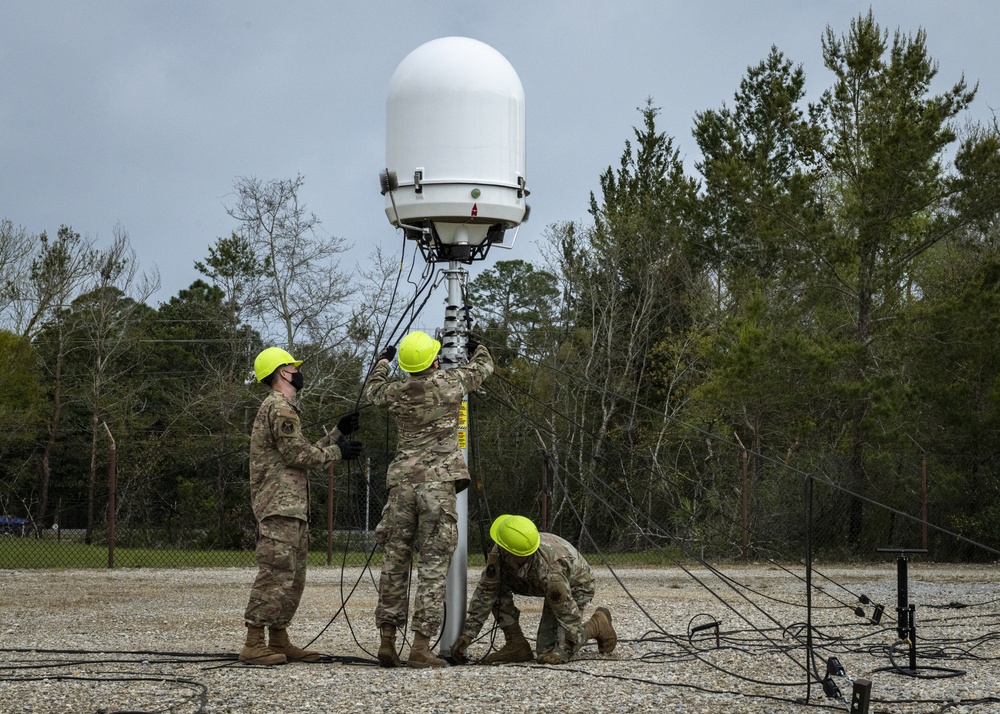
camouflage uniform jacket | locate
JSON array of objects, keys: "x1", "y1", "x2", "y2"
[
  {"x1": 463, "y1": 532, "x2": 595, "y2": 638},
  {"x1": 363, "y1": 345, "x2": 493, "y2": 492},
  {"x1": 249, "y1": 389, "x2": 344, "y2": 523}
]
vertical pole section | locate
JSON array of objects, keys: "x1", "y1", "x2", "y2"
[
  {"x1": 896, "y1": 555, "x2": 909, "y2": 641},
  {"x1": 326, "y1": 462, "x2": 335, "y2": 566},
  {"x1": 921, "y1": 455, "x2": 928, "y2": 551},
  {"x1": 740, "y1": 447, "x2": 749, "y2": 557},
  {"x1": 540, "y1": 452, "x2": 549, "y2": 532},
  {"x1": 804, "y1": 475, "x2": 814, "y2": 703},
  {"x1": 102, "y1": 422, "x2": 116, "y2": 569},
  {"x1": 734, "y1": 433, "x2": 749, "y2": 559},
  {"x1": 907, "y1": 604, "x2": 918, "y2": 671},
  {"x1": 535, "y1": 430, "x2": 549, "y2": 532},
  {"x1": 440, "y1": 260, "x2": 468, "y2": 658},
  {"x1": 365, "y1": 454, "x2": 371, "y2": 533},
  {"x1": 849, "y1": 678, "x2": 872, "y2": 714}
]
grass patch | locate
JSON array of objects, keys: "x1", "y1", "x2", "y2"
[
  {"x1": 0, "y1": 538, "x2": 382, "y2": 569},
  {"x1": 1, "y1": 536, "x2": 686, "y2": 570},
  {"x1": 0, "y1": 538, "x2": 254, "y2": 569}
]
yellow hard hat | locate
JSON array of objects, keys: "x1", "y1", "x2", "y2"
[
  {"x1": 490, "y1": 514, "x2": 540, "y2": 557},
  {"x1": 397, "y1": 331, "x2": 441, "y2": 373},
  {"x1": 254, "y1": 347, "x2": 302, "y2": 382}
]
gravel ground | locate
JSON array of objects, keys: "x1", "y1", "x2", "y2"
[{"x1": 1, "y1": 562, "x2": 999, "y2": 713}]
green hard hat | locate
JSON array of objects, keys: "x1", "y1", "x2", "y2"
[
  {"x1": 254, "y1": 347, "x2": 302, "y2": 382},
  {"x1": 490, "y1": 514, "x2": 540, "y2": 557},
  {"x1": 398, "y1": 331, "x2": 441, "y2": 373}
]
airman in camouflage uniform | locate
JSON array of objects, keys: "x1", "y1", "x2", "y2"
[
  {"x1": 453, "y1": 519, "x2": 617, "y2": 665},
  {"x1": 363, "y1": 333, "x2": 493, "y2": 668},
  {"x1": 240, "y1": 347, "x2": 362, "y2": 666}
]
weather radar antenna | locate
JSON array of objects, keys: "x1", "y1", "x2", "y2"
[
  {"x1": 379, "y1": 36, "x2": 529, "y2": 660},
  {"x1": 380, "y1": 36, "x2": 529, "y2": 264}
]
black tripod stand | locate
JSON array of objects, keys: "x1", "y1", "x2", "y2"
[{"x1": 874, "y1": 547, "x2": 965, "y2": 679}]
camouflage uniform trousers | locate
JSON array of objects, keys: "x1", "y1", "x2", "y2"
[
  {"x1": 244, "y1": 515, "x2": 309, "y2": 628},
  {"x1": 374, "y1": 480, "x2": 458, "y2": 637},
  {"x1": 495, "y1": 578, "x2": 595, "y2": 661}
]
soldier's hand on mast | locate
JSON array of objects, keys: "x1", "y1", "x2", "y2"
[
  {"x1": 337, "y1": 411, "x2": 360, "y2": 435},
  {"x1": 336, "y1": 437, "x2": 363, "y2": 461}
]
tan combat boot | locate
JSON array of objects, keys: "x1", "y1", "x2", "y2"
[
  {"x1": 377, "y1": 624, "x2": 401, "y2": 668},
  {"x1": 584, "y1": 607, "x2": 617, "y2": 654},
  {"x1": 406, "y1": 632, "x2": 447, "y2": 668},
  {"x1": 268, "y1": 627, "x2": 321, "y2": 662},
  {"x1": 239, "y1": 625, "x2": 287, "y2": 665},
  {"x1": 484, "y1": 623, "x2": 534, "y2": 664}
]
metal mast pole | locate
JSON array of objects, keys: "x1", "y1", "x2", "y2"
[{"x1": 439, "y1": 259, "x2": 468, "y2": 657}]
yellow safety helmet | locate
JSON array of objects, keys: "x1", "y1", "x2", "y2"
[
  {"x1": 397, "y1": 331, "x2": 441, "y2": 373},
  {"x1": 490, "y1": 514, "x2": 540, "y2": 557},
  {"x1": 254, "y1": 347, "x2": 302, "y2": 382}
]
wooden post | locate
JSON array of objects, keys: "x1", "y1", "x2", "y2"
[
  {"x1": 735, "y1": 433, "x2": 749, "y2": 558},
  {"x1": 102, "y1": 422, "x2": 116, "y2": 569},
  {"x1": 326, "y1": 462, "x2": 335, "y2": 566},
  {"x1": 540, "y1": 455, "x2": 549, "y2": 533},
  {"x1": 921, "y1": 455, "x2": 928, "y2": 551},
  {"x1": 741, "y1": 449, "x2": 749, "y2": 557},
  {"x1": 535, "y1": 430, "x2": 549, "y2": 532}
]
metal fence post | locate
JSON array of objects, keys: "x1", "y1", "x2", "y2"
[
  {"x1": 735, "y1": 433, "x2": 749, "y2": 559},
  {"x1": 921, "y1": 455, "x2": 928, "y2": 551},
  {"x1": 540, "y1": 455, "x2": 549, "y2": 533},
  {"x1": 327, "y1": 462, "x2": 335, "y2": 566},
  {"x1": 102, "y1": 422, "x2": 116, "y2": 569}
]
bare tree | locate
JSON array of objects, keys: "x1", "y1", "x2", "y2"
[
  {"x1": 192, "y1": 234, "x2": 268, "y2": 545},
  {"x1": 226, "y1": 175, "x2": 356, "y2": 354},
  {"x1": 0, "y1": 219, "x2": 34, "y2": 333},
  {"x1": 1, "y1": 222, "x2": 96, "y2": 340},
  {"x1": 351, "y1": 244, "x2": 430, "y2": 354},
  {"x1": 74, "y1": 225, "x2": 159, "y2": 542},
  {"x1": 527, "y1": 105, "x2": 704, "y2": 547},
  {"x1": 0, "y1": 224, "x2": 98, "y2": 532}
]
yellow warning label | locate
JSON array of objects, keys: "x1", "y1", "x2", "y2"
[
  {"x1": 459, "y1": 401, "x2": 467, "y2": 427},
  {"x1": 458, "y1": 431, "x2": 467, "y2": 449}
]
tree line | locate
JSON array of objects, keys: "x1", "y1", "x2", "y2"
[{"x1": 2, "y1": 13, "x2": 998, "y2": 559}]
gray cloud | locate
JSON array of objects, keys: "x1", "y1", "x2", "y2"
[{"x1": 2, "y1": 1, "x2": 997, "y2": 303}]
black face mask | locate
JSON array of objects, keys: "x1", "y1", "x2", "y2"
[{"x1": 285, "y1": 371, "x2": 304, "y2": 391}]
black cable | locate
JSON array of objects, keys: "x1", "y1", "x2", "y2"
[
  {"x1": 306, "y1": 239, "x2": 444, "y2": 665},
  {"x1": 472, "y1": 359, "x2": 1000, "y2": 703},
  {"x1": 471, "y1": 383, "x2": 827, "y2": 684},
  {"x1": 509, "y1": 662, "x2": 846, "y2": 711},
  {"x1": 0, "y1": 672, "x2": 209, "y2": 714},
  {"x1": 503, "y1": 346, "x2": 1000, "y2": 559},
  {"x1": 936, "y1": 697, "x2": 1000, "y2": 712},
  {"x1": 481, "y1": 357, "x2": 893, "y2": 621},
  {"x1": 477, "y1": 379, "x2": 848, "y2": 683},
  {"x1": 15, "y1": 252, "x2": 1000, "y2": 712}
]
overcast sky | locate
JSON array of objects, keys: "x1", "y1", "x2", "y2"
[{"x1": 3, "y1": 1, "x2": 998, "y2": 308}]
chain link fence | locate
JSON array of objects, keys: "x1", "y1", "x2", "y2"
[{"x1": 3, "y1": 410, "x2": 995, "y2": 569}]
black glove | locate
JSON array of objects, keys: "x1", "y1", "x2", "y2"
[
  {"x1": 466, "y1": 338, "x2": 481, "y2": 356},
  {"x1": 378, "y1": 345, "x2": 396, "y2": 362},
  {"x1": 336, "y1": 437, "x2": 363, "y2": 461},
  {"x1": 336, "y1": 411, "x2": 360, "y2": 435}
]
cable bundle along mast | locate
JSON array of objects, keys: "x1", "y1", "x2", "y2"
[{"x1": 379, "y1": 36, "x2": 530, "y2": 657}]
